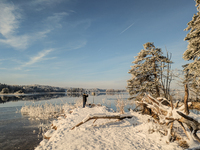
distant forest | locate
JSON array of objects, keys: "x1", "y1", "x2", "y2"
[
  {"x1": 67, "y1": 88, "x2": 126, "y2": 93},
  {"x1": 0, "y1": 83, "x2": 126, "y2": 94},
  {"x1": 0, "y1": 83, "x2": 66, "y2": 94}
]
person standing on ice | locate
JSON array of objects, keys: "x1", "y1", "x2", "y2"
[{"x1": 82, "y1": 93, "x2": 88, "y2": 108}]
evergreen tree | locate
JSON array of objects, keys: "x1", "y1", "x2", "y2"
[
  {"x1": 127, "y1": 42, "x2": 172, "y2": 100},
  {"x1": 183, "y1": 0, "x2": 200, "y2": 99}
]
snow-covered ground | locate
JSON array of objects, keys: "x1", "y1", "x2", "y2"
[{"x1": 33, "y1": 104, "x2": 193, "y2": 150}]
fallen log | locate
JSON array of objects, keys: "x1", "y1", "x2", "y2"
[
  {"x1": 71, "y1": 114, "x2": 133, "y2": 130},
  {"x1": 165, "y1": 117, "x2": 190, "y2": 140},
  {"x1": 176, "y1": 111, "x2": 200, "y2": 143}
]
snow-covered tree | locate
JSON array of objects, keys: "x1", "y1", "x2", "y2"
[
  {"x1": 183, "y1": 0, "x2": 200, "y2": 99},
  {"x1": 1, "y1": 88, "x2": 9, "y2": 94},
  {"x1": 127, "y1": 42, "x2": 172, "y2": 100}
]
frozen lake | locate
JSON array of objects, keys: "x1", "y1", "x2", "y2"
[{"x1": 0, "y1": 92, "x2": 133, "y2": 150}]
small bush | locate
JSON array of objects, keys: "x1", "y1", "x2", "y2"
[{"x1": 116, "y1": 96, "x2": 126, "y2": 114}]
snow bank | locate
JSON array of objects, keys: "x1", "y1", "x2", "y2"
[{"x1": 34, "y1": 105, "x2": 185, "y2": 150}]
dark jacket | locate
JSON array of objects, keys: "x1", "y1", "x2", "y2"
[{"x1": 83, "y1": 94, "x2": 88, "y2": 102}]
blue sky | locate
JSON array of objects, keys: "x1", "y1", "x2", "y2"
[{"x1": 0, "y1": 0, "x2": 198, "y2": 89}]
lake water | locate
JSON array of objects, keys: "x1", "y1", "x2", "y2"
[{"x1": 0, "y1": 92, "x2": 133, "y2": 150}]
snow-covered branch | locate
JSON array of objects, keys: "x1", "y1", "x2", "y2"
[{"x1": 71, "y1": 113, "x2": 133, "y2": 130}]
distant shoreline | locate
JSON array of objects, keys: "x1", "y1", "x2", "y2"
[{"x1": 0, "y1": 92, "x2": 66, "y2": 96}]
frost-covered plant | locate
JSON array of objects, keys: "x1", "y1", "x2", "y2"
[
  {"x1": 102, "y1": 98, "x2": 106, "y2": 104},
  {"x1": 38, "y1": 122, "x2": 51, "y2": 138},
  {"x1": 74, "y1": 98, "x2": 83, "y2": 108},
  {"x1": 127, "y1": 42, "x2": 172, "y2": 100},
  {"x1": 116, "y1": 96, "x2": 126, "y2": 114},
  {"x1": 21, "y1": 103, "x2": 64, "y2": 120}
]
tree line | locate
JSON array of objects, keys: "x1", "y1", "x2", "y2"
[
  {"x1": 0, "y1": 83, "x2": 66, "y2": 94},
  {"x1": 67, "y1": 88, "x2": 126, "y2": 93}
]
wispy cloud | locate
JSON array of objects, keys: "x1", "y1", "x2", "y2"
[
  {"x1": 46, "y1": 12, "x2": 69, "y2": 22},
  {"x1": 0, "y1": 35, "x2": 30, "y2": 50},
  {"x1": 0, "y1": 1, "x2": 30, "y2": 50},
  {"x1": 120, "y1": 22, "x2": 135, "y2": 34},
  {"x1": 31, "y1": 12, "x2": 69, "y2": 43},
  {"x1": 0, "y1": 1, "x2": 69, "y2": 50},
  {"x1": 0, "y1": 2, "x2": 20, "y2": 36},
  {"x1": 45, "y1": 12, "x2": 69, "y2": 28},
  {"x1": 16, "y1": 49, "x2": 54, "y2": 70},
  {"x1": 36, "y1": 29, "x2": 52, "y2": 38},
  {"x1": 24, "y1": 49, "x2": 54, "y2": 66},
  {"x1": 67, "y1": 40, "x2": 87, "y2": 50},
  {"x1": 32, "y1": 0, "x2": 64, "y2": 5},
  {"x1": 31, "y1": 0, "x2": 69, "y2": 11},
  {"x1": 72, "y1": 19, "x2": 91, "y2": 30}
]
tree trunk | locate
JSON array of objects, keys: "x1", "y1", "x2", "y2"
[
  {"x1": 153, "y1": 58, "x2": 160, "y2": 97},
  {"x1": 184, "y1": 84, "x2": 189, "y2": 115}
]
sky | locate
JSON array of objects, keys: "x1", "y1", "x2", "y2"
[{"x1": 0, "y1": 0, "x2": 198, "y2": 89}]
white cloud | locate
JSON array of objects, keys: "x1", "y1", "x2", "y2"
[
  {"x1": 0, "y1": 35, "x2": 29, "y2": 50},
  {"x1": 0, "y1": 2, "x2": 68, "y2": 50},
  {"x1": 16, "y1": 49, "x2": 54, "y2": 70},
  {"x1": 0, "y1": 1, "x2": 71, "y2": 50},
  {"x1": 0, "y1": 2, "x2": 20, "y2": 36},
  {"x1": 25, "y1": 49, "x2": 54, "y2": 66},
  {"x1": 0, "y1": 1, "x2": 30, "y2": 50}
]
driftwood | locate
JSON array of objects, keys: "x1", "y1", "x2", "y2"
[
  {"x1": 71, "y1": 114, "x2": 133, "y2": 130},
  {"x1": 138, "y1": 94, "x2": 169, "y2": 121},
  {"x1": 139, "y1": 94, "x2": 200, "y2": 144},
  {"x1": 177, "y1": 111, "x2": 200, "y2": 142},
  {"x1": 165, "y1": 111, "x2": 200, "y2": 142}
]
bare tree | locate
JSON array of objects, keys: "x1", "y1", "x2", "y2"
[{"x1": 160, "y1": 50, "x2": 173, "y2": 100}]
